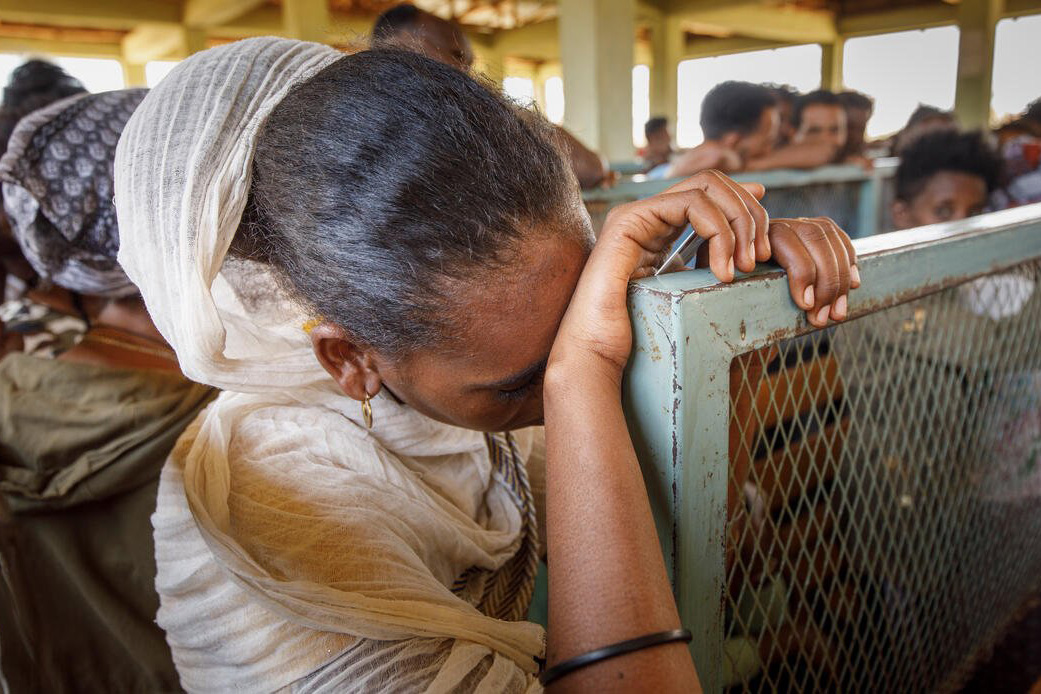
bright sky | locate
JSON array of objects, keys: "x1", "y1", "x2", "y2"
[
  {"x1": 843, "y1": 27, "x2": 959, "y2": 138},
  {"x1": 632, "y1": 64, "x2": 651, "y2": 147},
  {"x1": 544, "y1": 75, "x2": 565, "y2": 124},
  {"x1": 992, "y1": 15, "x2": 1041, "y2": 122},
  {"x1": 676, "y1": 44, "x2": 823, "y2": 147},
  {"x1": 145, "y1": 60, "x2": 180, "y2": 88}
]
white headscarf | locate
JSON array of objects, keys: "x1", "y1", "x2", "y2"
[
  {"x1": 115, "y1": 37, "x2": 337, "y2": 391},
  {"x1": 115, "y1": 37, "x2": 545, "y2": 692}
]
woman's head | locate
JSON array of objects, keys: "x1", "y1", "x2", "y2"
[
  {"x1": 0, "y1": 89, "x2": 146, "y2": 298},
  {"x1": 238, "y1": 50, "x2": 591, "y2": 431}
]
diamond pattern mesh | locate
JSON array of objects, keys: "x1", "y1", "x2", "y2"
[{"x1": 723, "y1": 261, "x2": 1041, "y2": 692}]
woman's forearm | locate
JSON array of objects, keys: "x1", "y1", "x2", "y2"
[{"x1": 543, "y1": 359, "x2": 701, "y2": 692}]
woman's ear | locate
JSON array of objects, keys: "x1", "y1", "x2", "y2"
[{"x1": 310, "y1": 322, "x2": 383, "y2": 401}]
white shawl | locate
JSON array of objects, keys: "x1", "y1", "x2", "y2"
[{"x1": 114, "y1": 37, "x2": 545, "y2": 692}]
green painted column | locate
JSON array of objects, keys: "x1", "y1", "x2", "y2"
[
  {"x1": 184, "y1": 27, "x2": 207, "y2": 55},
  {"x1": 121, "y1": 60, "x2": 147, "y2": 87},
  {"x1": 662, "y1": 15, "x2": 685, "y2": 137},
  {"x1": 558, "y1": 0, "x2": 636, "y2": 161},
  {"x1": 954, "y1": 0, "x2": 1004, "y2": 129},
  {"x1": 820, "y1": 37, "x2": 844, "y2": 92}
]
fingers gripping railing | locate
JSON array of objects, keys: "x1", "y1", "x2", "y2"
[
  {"x1": 587, "y1": 161, "x2": 899, "y2": 239},
  {"x1": 622, "y1": 204, "x2": 1041, "y2": 693}
]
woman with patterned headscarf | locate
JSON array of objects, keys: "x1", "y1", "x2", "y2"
[
  {"x1": 0, "y1": 88, "x2": 215, "y2": 693},
  {"x1": 0, "y1": 60, "x2": 87, "y2": 341}
]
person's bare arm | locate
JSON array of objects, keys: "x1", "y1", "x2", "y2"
[
  {"x1": 556, "y1": 126, "x2": 608, "y2": 189},
  {"x1": 665, "y1": 142, "x2": 741, "y2": 178},
  {"x1": 745, "y1": 141, "x2": 840, "y2": 171},
  {"x1": 543, "y1": 171, "x2": 860, "y2": 692}
]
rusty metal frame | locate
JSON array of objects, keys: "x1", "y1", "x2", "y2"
[{"x1": 620, "y1": 203, "x2": 1041, "y2": 692}]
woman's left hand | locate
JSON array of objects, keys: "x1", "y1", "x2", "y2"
[{"x1": 548, "y1": 170, "x2": 860, "y2": 387}]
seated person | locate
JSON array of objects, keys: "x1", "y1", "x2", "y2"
[
  {"x1": 769, "y1": 84, "x2": 800, "y2": 148},
  {"x1": 743, "y1": 89, "x2": 852, "y2": 172},
  {"x1": 0, "y1": 88, "x2": 216, "y2": 693},
  {"x1": 640, "y1": 116, "x2": 673, "y2": 172},
  {"x1": 372, "y1": 3, "x2": 609, "y2": 189},
  {"x1": 891, "y1": 130, "x2": 1001, "y2": 229},
  {"x1": 0, "y1": 60, "x2": 87, "y2": 299},
  {"x1": 663, "y1": 81, "x2": 778, "y2": 178},
  {"x1": 837, "y1": 90, "x2": 874, "y2": 160},
  {"x1": 891, "y1": 105, "x2": 957, "y2": 156},
  {"x1": 114, "y1": 38, "x2": 859, "y2": 692}
]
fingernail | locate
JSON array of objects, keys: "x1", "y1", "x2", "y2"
[
  {"x1": 764, "y1": 236, "x2": 771, "y2": 255},
  {"x1": 749, "y1": 241, "x2": 755, "y2": 258},
  {"x1": 816, "y1": 305, "x2": 830, "y2": 325},
  {"x1": 803, "y1": 286, "x2": 814, "y2": 307},
  {"x1": 727, "y1": 257, "x2": 735, "y2": 277},
  {"x1": 851, "y1": 265, "x2": 861, "y2": 285},
  {"x1": 834, "y1": 295, "x2": 847, "y2": 318}
]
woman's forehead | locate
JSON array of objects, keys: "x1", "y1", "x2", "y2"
[{"x1": 441, "y1": 236, "x2": 588, "y2": 381}]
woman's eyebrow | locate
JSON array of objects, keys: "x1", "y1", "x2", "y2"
[{"x1": 481, "y1": 358, "x2": 547, "y2": 390}]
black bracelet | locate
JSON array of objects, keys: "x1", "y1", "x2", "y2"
[{"x1": 538, "y1": 628, "x2": 693, "y2": 686}]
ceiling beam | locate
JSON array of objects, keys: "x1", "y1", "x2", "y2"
[
  {"x1": 837, "y1": 4, "x2": 956, "y2": 36},
  {"x1": 681, "y1": 35, "x2": 796, "y2": 60},
  {"x1": 121, "y1": 23, "x2": 189, "y2": 63},
  {"x1": 184, "y1": 0, "x2": 268, "y2": 28},
  {"x1": 669, "y1": 2, "x2": 837, "y2": 44},
  {"x1": 1004, "y1": 0, "x2": 1041, "y2": 17},
  {"x1": 0, "y1": 0, "x2": 180, "y2": 31},
  {"x1": 0, "y1": 35, "x2": 122, "y2": 57}
]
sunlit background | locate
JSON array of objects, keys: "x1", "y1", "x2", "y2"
[{"x1": 1, "y1": 13, "x2": 1038, "y2": 149}]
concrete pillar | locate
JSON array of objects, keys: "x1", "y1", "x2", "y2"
[
  {"x1": 954, "y1": 0, "x2": 1003, "y2": 129},
  {"x1": 122, "y1": 60, "x2": 147, "y2": 87},
  {"x1": 558, "y1": 0, "x2": 635, "y2": 161},
  {"x1": 282, "y1": 0, "x2": 329, "y2": 43},
  {"x1": 820, "y1": 38, "x2": 844, "y2": 92},
  {"x1": 647, "y1": 14, "x2": 667, "y2": 118},
  {"x1": 183, "y1": 27, "x2": 207, "y2": 55},
  {"x1": 662, "y1": 15, "x2": 685, "y2": 139}
]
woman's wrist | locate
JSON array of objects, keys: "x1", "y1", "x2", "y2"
[{"x1": 544, "y1": 352, "x2": 624, "y2": 401}]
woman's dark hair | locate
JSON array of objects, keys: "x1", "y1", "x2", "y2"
[
  {"x1": 237, "y1": 49, "x2": 584, "y2": 356},
  {"x1": 895, "y1": 130, "x2": 1002, "y2": 202},
  {"x1": 700, "y1": 81, "x2": 776, "y2": 140},
  {"x1": 0, "y1": 60, "x2": 86, "y2": 159},
  {"x1": 792, "y1": 89, "x2": 841, "y2": 130}
]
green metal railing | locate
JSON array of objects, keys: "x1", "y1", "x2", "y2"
[
  {"x1": 622, "y1": 204, "x2": 1041, "y2": 692},
  {"x1": 587, "y1": 160, "x2": 899, "y2": 239}
]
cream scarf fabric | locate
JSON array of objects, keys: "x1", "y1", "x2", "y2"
[{"x1": 114, "y1": 37, "x2": 545, "y2": 692}]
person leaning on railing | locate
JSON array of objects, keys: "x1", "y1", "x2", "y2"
[{"x1": 113, "y1": 37, "x2": 862, "y2": 692}]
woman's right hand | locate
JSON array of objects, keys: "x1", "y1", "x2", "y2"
[{"x1": 548, "y1": 170, "x2": 860, "y2": 387}]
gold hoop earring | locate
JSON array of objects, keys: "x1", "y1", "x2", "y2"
[{"x1": 361, "y1": 393, "x2": 373, "y2": 429}]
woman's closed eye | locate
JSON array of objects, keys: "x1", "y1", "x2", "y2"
[{"x1": 494, "y1": 364, "x2": 546, "y2": 403}]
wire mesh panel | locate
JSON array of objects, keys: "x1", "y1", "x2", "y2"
[
  {"x1": 622, "y1": 205, "x2": 1041, "y2": 693},
  {"x1": 724, "y1": 263, "x2": 1041, "y2": 691}
]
